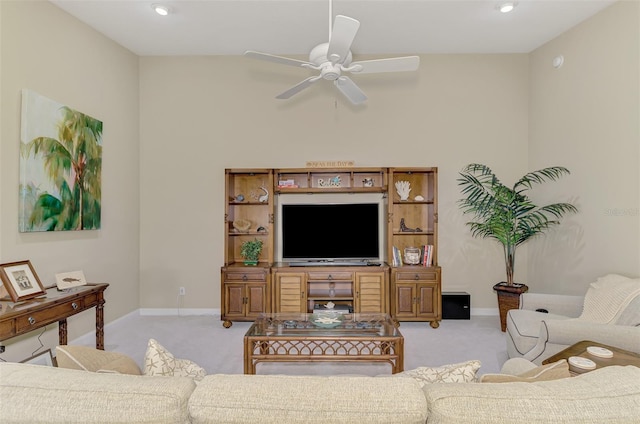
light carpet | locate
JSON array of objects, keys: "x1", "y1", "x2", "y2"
[{"x1": 72, "y1": 314, "x2": 508, "y2": 376}]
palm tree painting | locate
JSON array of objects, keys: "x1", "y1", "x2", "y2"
[{"x1": 19, "y1": 90, "x2": 102, "y2": 232}]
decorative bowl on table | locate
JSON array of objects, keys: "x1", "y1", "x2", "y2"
[{"x1": 310, "y1": 314, "x2": 344, "y2": 328}]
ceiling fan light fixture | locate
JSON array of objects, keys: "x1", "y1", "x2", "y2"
[
  {"x1": 498, "y1": 2, "x2": 516, "y2": 13},
  {"x1": 152, "y1": 4, "x2": 170, "y2": 16}
]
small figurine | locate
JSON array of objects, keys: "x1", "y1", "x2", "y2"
[
  {"x1": 258, "y1": 186, "x2": 269, "y2": 203},
  {"x1": 400, "y1": 218, "x2": 422, "y2": 233}
]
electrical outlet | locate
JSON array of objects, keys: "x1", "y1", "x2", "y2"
[{"x1": 179, "y1": 287, "x2": 186, "y2": 296}]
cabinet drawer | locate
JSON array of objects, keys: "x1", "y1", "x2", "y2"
[
  {"x1": 224, "y1": 271, "x2": 267, "y2": 282},
  {"x1": 307, "y1": 271, "x2": 352, "y2": 281},
  {"x1": 0, "y1": 319, "x2": 16, "y2": 339},
  {"x1": 83, "y1": 293, "x2": 99, "y2": 307},
  {"x1": 395, "y1": 271, "x2": 438, "y2": 281},
  {"x1": 15, "y1": 300, "x2": 84, "y2": 333}
]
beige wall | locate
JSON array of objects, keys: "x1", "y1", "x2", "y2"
[
  {"x1": 1, "y1": 1, "x2": 638, "y2": 362},
  {"x1": 138, "y1": 54, "x2": 529, "y2": 312},
  {"x1": 527, "y1": 0, "x2": 640, "y2": 294},
  {"x1": 0, "y1": 1, "x2": 140, "y2": 361}
]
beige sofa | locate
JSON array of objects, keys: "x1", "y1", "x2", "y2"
[{"x1": 1, "y1": 361, "x2": 640, "y2": 423}]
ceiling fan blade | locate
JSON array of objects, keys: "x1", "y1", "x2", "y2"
[
  {"x1": 334, "y1": 76, "x2": 367, "y2": 105},
  {"x1": 349, "y1": 56, "x2": 420, "y2": 74},
  {"x1": 244, "y1": 50, "x2": 311, "y2": 68},
  {"x1": 327, "y1": 15, "x2": 360, "y2": 64},
  {"x1": 276, "y1": 76, "x2": 321, "y2": 99}
]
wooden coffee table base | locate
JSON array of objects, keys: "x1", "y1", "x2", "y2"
[
  {"x1": 243, "y1": 314, "x2": 404, "y2": 375},
  {"x1": 244, "y1": 336, "x2": 404, "y2": 374},
  {"x1": 543, "y1": 340, "x2": 640, "y2": 375}
]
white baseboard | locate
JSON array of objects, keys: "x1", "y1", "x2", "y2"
[
  {"x1": 69, "y1": 307, "x2": 495, "y2": 346},
  {"x1": 139, "y1": 308, "x2": 221, "y2": 316},
  {"x1": 471, "y1": 308, "x2": 499, "y2": 316}
]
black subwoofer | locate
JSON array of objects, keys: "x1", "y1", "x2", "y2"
[{"x1": 442, "y1": 292, "x2": 470, "y2": 319}]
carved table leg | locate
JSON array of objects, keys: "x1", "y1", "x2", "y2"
[
  {"x1": 58, "y1": 318, "x2": 68, "y2": 345},
  {"x1": 96, "y1": 300, "x2": 105, "y2": 350}
]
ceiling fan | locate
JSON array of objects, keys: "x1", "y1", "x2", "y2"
[{"x1": 244, "y1": 5, "x2": 420, "y2": 105}]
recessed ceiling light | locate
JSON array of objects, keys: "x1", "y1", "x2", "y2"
[
  {"x1": 498, "y1": 2, "x2": 516, "y2": 13},
  {"x1": 152, "y1": 4, "x2": 170, "y2": 16}
]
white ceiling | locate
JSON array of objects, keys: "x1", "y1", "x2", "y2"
[{"x1": 49, "y1": 0, "x2": 617, "y2": 56}]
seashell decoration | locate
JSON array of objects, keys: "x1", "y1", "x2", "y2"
[{"x1": 232, "y1": 219, "x2": 251, "y2": 233}]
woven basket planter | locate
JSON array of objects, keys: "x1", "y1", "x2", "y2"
[{"x1": 493, "y1": 282, "x2": 529, "y2": 332}]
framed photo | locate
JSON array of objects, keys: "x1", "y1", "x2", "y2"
[
  {"x1": 0, "y1": 260, "x2": 46, "y2": 302},
  {"x1": 55, "y1": 270, "x2": 87, "y2": 290},
  {"x1": 20, "y1": 349, "x2": 56, "y2": 367}
]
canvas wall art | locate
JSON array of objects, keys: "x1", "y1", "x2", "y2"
[{"x1": 19, "y1": 89, "x2": 102, "y2": 232}]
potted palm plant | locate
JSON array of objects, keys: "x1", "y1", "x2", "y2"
[
  {"x1": 240, "y1": 239, "x2": 263, "y2": 266},
  {"x1": 457, "y1": 163, "x2": 577, "y2": 331}
]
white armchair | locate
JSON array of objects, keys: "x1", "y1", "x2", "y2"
[{"x1": 506, "y1": 276, "x2": 640, "y2": 365}]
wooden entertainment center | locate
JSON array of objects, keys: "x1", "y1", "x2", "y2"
[{"x1": 221, "y1": 167, "x2": 441, "y2": 328}]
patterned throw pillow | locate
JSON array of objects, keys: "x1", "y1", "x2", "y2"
[
  {"x1": 143, "y1": 338, "x2": 206, "y2": 381},
  {"x1": 393, "y1": 360, "x2": 481, "y2": 387}
]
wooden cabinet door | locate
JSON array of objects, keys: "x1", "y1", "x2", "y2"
[
  {"x1": 417, "y1": 283, "x2": 436, "y2": 316},
  {"x1": 355, "y1": 272, "x2": 386, "y2": 313},
  {"x1": 394, "y1": 282, "x2": 417, "y2": 319},
  {"x1": 274, "y1": 272, "x2": 306, "y2": 313},
  {"x1": 246, "y1": 284, "x2": 267, "y2": 318},
  {"x1": 224, "y1": 283, "x2": 246, "y2": 319}
]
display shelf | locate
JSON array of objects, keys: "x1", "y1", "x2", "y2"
[
  {"x1": 224, "y1": 169, "x2": 274, "y2": 266},
  {"x1": 388, "y1": 167, "x2": 438, "y2": 269},
  {"x1": 275, "y1": 168, "x2": 387, "y2": 193}
]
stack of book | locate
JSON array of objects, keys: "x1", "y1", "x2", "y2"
[
  {"x1": 392, "y1": 246, "x2": 403, "y2": 267},
  {"x1": 421, "y1": 245, "x2": 434, "y2": 267}
]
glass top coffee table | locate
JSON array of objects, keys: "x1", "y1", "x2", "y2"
[{"x1": 243, "y1": 313, "x2": 404, "y2": 374}]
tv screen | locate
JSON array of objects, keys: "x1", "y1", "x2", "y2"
[{"x1": 281, "y1": 203, "x2": 379, "y2": 261}]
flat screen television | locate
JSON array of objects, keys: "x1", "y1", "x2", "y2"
[{"x1": 277, "y1": 194, "x2": 385, "y2": 265}]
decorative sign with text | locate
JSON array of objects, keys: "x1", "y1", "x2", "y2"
[
  {"x1": 306, "y1": 161, "x2": 355, "y2": 168},
  {"x1": 316, "y1": 176, "x2": 342, "y2": 187}
]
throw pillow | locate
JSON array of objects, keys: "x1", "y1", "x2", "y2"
[
  {"x1": 143, "y1": 338, "x2": 206, "y2": 381},
  {"x1": 393, "y1": 360, "x2": 481, "y2": 387},
  {"x1": 479, "y1": 359, "x2": 569, "y2": 383},
  {"x1": 55, "y1": 345, "x2": 141, "y2": 375}
]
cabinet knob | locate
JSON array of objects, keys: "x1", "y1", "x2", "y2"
[
  {"x1": 414, "y1": 274, "x2": 420, "y2": 280},
  {"x1": 356, "y1": 291, "x2": 359, "y2": 298},
  {"x1": 72, "y1": 302, "x2": 78, "y2": 310},
  {"x1": 328, "y1": 275, "x2": 333, "y2": 280},
  {"x1": 28, "y1": 316, "x2": 36, "y2": 325},
  {"x1": 242, "y1": 274, "x2": 248, "y2": 281}
]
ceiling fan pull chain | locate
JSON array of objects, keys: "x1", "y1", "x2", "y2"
[{"x1": 329, "y1": 0, "x2": 333, "y2": 39}]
